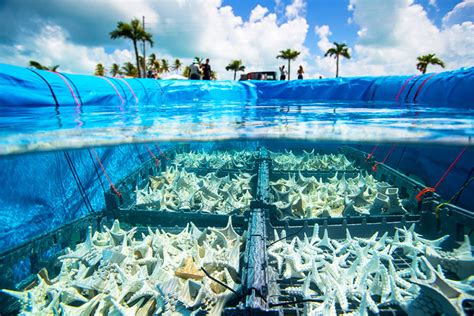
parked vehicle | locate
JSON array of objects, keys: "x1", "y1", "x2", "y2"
[{"x1": 240, "y1": 71, "x2": 277, "y2": 81}]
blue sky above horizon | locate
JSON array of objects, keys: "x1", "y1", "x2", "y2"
[{"x1": 0, "y1": 0, "x2": 472, "y2": 79}]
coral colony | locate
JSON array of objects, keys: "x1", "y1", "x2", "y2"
[
  {"x1": 268, "y1": 224, "x2": 474, "y2": 315},
  {"x1": 2, "y1": 150, "x2": 473, "y2": 315},
  {"x1": 2, "y1": 219, "x2": 242, "y2": 315},
  {"x1": 136, "y1": 167, "x2": 254, "y2": 214}
]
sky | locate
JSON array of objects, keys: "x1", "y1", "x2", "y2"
[{"x1": 0, "y1": 0, "x2": 472, "y2": 79}]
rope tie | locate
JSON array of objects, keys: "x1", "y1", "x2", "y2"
[
  {"x1": 366, "y1": 145, "x2": 378, "y2": 160},
  {"x1": 395, "y1": 75, "x2": 418, "y2": 102},
  {"x1": 49, "y1": 71, "x2": 81, "y2": 107},
  {"x1": 49, "y1": 71, "x2": 83, "y2": 127},
  {"x1": 90, "y1": 148, "x2": 122, "y2": 198},
  {"x1": 372, "y1": 144, "x2": 397, "y2": 172},
  {"x1": 416, "y1": 146, "x2": 467, "y2": 202},
  {"x1": 413, "y1": 73, "x2": 437, "y2": 102},
  {"x1": 145, "y1": 144, "x2": 160, "y2": 167},
  {"x1": 98, "y1": 76, "x2": 125, "y2": 106},
  {"x1": 155, "y1": 144, "x2": 169, "y2": 160},
  {"x1": 116, "y1": 77, "x2": 139, "y2": 104}
]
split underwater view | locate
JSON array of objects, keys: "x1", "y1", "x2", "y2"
[{"x1": 0, "y1": 62, "x2": 473, "y2": 316}]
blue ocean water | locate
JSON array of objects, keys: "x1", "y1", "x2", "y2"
[{"x1": 0, "y1": 99, "x2": 472, "y2": 155}]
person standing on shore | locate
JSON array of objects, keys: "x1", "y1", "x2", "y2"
[
  {"x1": 279, "y1": 65, "x2": 287, "y2": 80},
  {"x1": 189, "y1": 60, "x2": 201, "y2": 80},
  {"x1": 297, "y1": 65, "x2": 304, "y2": 79},
  {"x1": 201, "y1": 58, "x2": 212, "y2": 80}
]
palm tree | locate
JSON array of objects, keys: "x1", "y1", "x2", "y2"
[
  {"x1": 173, "y1": 59, "x2": 182, "y2": 74},
  {"x1": 138, "y1": 56, "x2": 146, "y2": 76},
  {"x1": 110, "y1": 18, "x2": 153, "y2": 78},
  {"x1": 194, "y1": 56, "x2": 204, "y2": 65},
  {"x1": 160, "y1": 59, "x2": 170, "y2": 74},
  {"x1": 121, "y1": 62, "x2": 138, "y2": 77},
  {"x1": 110, "y1": 63, "x2": 121, "y2": 77},
  {"x1": 95, "y1": 63, "x2": 106, "y2": 76},
  {"x1": 324, "y1": 42, "x2": 351, "y2": 78},
  {"x1": 416, "y1": 53, "x2": 445, "y2": 74},
  {"x1": 225, "y1": 60, "x2": 246, "y2": 80},
  {"x1": 148, "y1": 53, "x2": 160, "y2": 72},
  {"x1": 29, "y1": 60, "x2": 59, "y2": 71},
  {"x1": 276, "y1": 49, "x2": 300, "y2": 80},
  {"x1": 210, "y1": 70, "x2": 217, "y2": 80}
]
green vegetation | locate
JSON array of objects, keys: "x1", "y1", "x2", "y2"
[
  {"x1": 94, "y1": 63, "x2": 106, "y2": 76},
  {"x1": 110, "y1": 63, "x2": 121, "y2": 77},
  {"x1": 147, "y1": 53, "x2": 160, "y2": 74},
  {"x1": 110, "y1": 18, "x2": 153, "y2": 78},
  {"x1": 29, "y1": 60, "x2": 59, "y2": 71},
  {"x1": 121, "y1": 62, "x2": 138, "y2": 77},
  {"x1": 416, "y1": 53, "x2": 445, "y2": 74},
  {"x1": 325, "y1": 42, "x2": 350, "y2": 78},
  {"x1": 225, "y1": 60, "x2": 246, "y2": 80},
  {"x1": 160, "y1": 59, "x2": 170, "y2": 74},
  {"x1": 182, "y1": 65, "x2": 191, "y2": 78},
  {"x1": 173, "y1": 59, "x2": 182, "y2": 73},
  {"x1": 276, "y1": 49, "x2": 301, "y2": 80}
]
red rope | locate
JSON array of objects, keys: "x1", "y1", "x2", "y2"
[
  {"x1": 145, "y1": 144, "x2": 160, "y2": 167},
  {"x1": 98, "y1": 76, "x2": 125, "y2": 105},
  {"x1": 372, "y1": 144, "x2": 397, "y2": 172},
  {"x1": 395, "y1": 75, "x2": 418, "y2": 102},
  {"x1": 366, "y1": 145, "x2": 378, "y2": 160},
  {"x1": 49, "y1": 71, "x2": 83, "y2": 127},
  {"x1": 116, "y1": 77, "x2": 139, "y2": 104},
  {"x1": 413, "y1": 73, "x2": 437, "y2": 102},
  {"x1": 416, "y1": 146, "x2": 467, "y2": 202},
  {"x1": 155, "y1": 144, "x2": 169, "y2": 160},
  {"x1": 90, "y1": 148, "x2": 122, "y2": 198},
  {"x1": 49, "y1": 71, "x2": 81, "y2": 106}
]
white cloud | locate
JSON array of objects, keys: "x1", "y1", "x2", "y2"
[
  {"x1": 249, "y1": 5, "x2": 269, "y2": 22},
  {"x1": 2, "y1": 0, "x2": 471, "y2": 80},
  {"x1": 0, "y1": 24, "x2": 132, "y2": 75},
  {"x1": 285, "y1": 0, "x2": 306, "y2": 19},
  {"x1": 428, "y1": 0, "x2": 438, "y2": 9},
  {"x1": 0, "y1": 0, "x2": 310, "y2": 79},
  {"x1": 442, "y1": 0, "x2": 474, "y2": 27},
  {"x1": 314, "y1": 0, "x2": 474, "y2": 77},
  {"x1": 314, "y1": 25, "x2": 332, "y2": 52}
]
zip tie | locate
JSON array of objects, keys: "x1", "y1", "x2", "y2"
[
  {"x1": 90, "y1": 148, "x2": 122, "y2": 198},
  {"x1": 416, "y1": 146, "x2": 467, "y2": 202},
  {"x1": 366, "y1": 145, "x2": 378, "y2": 160}
]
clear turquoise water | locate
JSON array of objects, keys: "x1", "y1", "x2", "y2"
[{"x1": 0, "y1": 100, "x2": 472, "y2": 155}]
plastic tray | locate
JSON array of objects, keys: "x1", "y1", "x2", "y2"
[{"x1": 0, "y1": 212, "x2": 248, "y2": 314}]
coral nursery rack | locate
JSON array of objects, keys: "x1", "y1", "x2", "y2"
[{"x1": 0, "y1": 145, "x2": 473, "y2": 315}]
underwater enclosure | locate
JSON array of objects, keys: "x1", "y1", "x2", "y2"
[{"x1": 0, "y1": 64, "x2": 473, "y2": 315}]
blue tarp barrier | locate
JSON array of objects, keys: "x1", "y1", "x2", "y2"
[
  {"x1": 0, "y1": 144, "x2": 169, "y2": 251},
  {"x1": 0, "y1": 63, "x2": 473, "y2": 106},
  {"x1": 252, "y1": 67, "x2": 474, "y2": 105}
]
